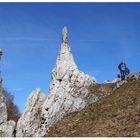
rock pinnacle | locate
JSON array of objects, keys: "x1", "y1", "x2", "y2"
[{"x1": 62, "y1": 26, "x2": 68, "y2": 44}]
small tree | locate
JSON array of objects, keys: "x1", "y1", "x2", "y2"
[{"x1": 2, "y1": 88, "x2": 21, "y2": 123}]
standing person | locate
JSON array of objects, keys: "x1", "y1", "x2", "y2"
[{"x1": 118, "y1": 61, "x2": 127, "y2": 80}]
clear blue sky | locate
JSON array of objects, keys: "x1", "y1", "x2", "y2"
[{"x1": 0, "y1": 2, "x2": 140, "y2": 112}]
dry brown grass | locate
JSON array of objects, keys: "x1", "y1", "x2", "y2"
[{"x1": 46, "y1": 78, "x2": 140, "y2": 137}]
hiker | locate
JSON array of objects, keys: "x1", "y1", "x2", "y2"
[{"x1": 118, "y1": 61, "x2": 127, "y2": 80}]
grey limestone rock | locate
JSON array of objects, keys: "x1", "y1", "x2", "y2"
[
  {"x1": 0, "y1": 101, "x2": 16, "y2": 137},
  {"x1": 35, "y1": 27, "x2": 97, "y2": 137},
  {"x1": 0, "y1": 103, "x2": 7, "y2": 125},
  {"x1": 0, "y1": 120, "x2": 16, "y2": 137},
  {"x1": 16, "y1": 88, "x2": 47, "y2": 137},
  {"x1": 128, "y1": 72, "x2": 140, "y2": 81},
  {"x1": 16, "y1": 26, "x2": 98, "y2": 137}
]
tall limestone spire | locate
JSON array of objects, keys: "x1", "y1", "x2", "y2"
[
  {"x1": 34, "y1": 26, "x2": 97, "y2": 136},
  {"x1": 53, "y1": 26, "x2": 77, "y2": 81},
  {"x1": 16, "y1": 27, "x2": 97, "y2": 137}
]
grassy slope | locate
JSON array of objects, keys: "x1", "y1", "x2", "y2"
[{"x1": 46, "y1": 79, "x2": 140, "y2": 137}]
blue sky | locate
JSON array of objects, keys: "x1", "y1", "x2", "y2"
[{"x1": 0, "y1": 2, "x2": 140, "y2": 112}]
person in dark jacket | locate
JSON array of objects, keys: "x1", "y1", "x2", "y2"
[{"x1": 118, "y1": 61, "x2": 127, "y2": 80}]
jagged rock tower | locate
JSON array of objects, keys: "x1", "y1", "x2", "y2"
[
  {"x1": 0, "y1": 49, "x2": 16, "y2": 137},
  {"x1": 36, "y1": 27, "x2": 97, "y2": 136},
  {"x1": 16, "y1": 27, "x2": 98, "y2": 137}
]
